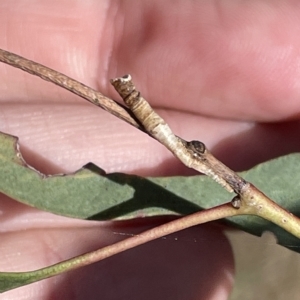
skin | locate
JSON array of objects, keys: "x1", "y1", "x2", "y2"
[{"x1": 0, "y1": 0, "x2": 300, "y2": 299}]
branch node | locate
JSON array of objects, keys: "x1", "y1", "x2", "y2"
[{"x1": 231, "y1": 196, "x2": 241, "y2": 209}]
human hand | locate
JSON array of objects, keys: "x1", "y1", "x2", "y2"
[{"x1": 1, "y1": 1, "x2": 299, "y2": 299}]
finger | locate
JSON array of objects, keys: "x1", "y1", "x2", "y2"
[
  {"x1": 0, "y1": 1, "x2": 108, "y2": 105},
  {"x1": 110, "y1": 0, "x2": 300, "y2": 121},
  {"x1": 0, "y1": 213, "x2": 234, "y2": 300},
  {"x1": 2, "y1": 102, "x2": 300, "y2": 176},
  {"x1": 1, "y1": 1, "x2": 300, "y2": 121},
  {"x1": 0, "y1": 102, "x2": 253, "y2": 176}
]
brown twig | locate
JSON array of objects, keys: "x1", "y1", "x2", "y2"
[
  {"x1": 0, "y1": 48, "x2": 144, "y2": 131},
  {"x1": 111, "y1": 75, "x2": 246, "y2": 194}
]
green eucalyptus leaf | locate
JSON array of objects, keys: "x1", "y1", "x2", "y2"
[{"x1": 1, "y1": 131, "x2": 300, "y2": 253}]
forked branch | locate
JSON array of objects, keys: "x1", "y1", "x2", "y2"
[
  {"x1": 1, "y1": 48, "x2": 300, "y2": 292},
  {"x1": 1, "y1": 48, "x2": 300, "y2": 238}
]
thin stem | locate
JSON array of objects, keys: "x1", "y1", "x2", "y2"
[
  {"x1": 0, "y1": 202, "x2": 239, "y2": 290},
  {"x1": 46, "y1": 203, "x2": 239, "y2": 271},
  {"x1": 0, "y1": 48, "x2": 143, "y2": 131}
]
